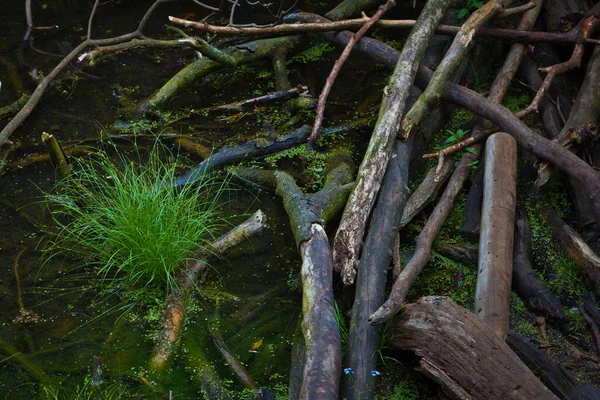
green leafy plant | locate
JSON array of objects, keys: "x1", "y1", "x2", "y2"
[
  {"x1": 443, "y1": 128, "x2": 469, "y2": 145},
  {"x1": 44, "y1": 143, "x2": 229, "y2": 297}
]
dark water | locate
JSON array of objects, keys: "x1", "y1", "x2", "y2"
[{"x1": 0, "y1": 1, "x2": 308, "y2": 398}]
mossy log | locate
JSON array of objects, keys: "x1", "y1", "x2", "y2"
[
  {"x1": 139, "y1": 35, "x2": 304, "y2": 114},
  {"x1": 234, "y1": 157, "x2": 354, "y2": 400},
  {"x1": 540, "y1": 206, "x2": 600, "y2": 297},
  {"x1": 389, "y1": 296, "x2": 559, "y2": 400}
]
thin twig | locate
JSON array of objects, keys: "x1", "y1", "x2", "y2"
[
  {"x1": 308, "y1": 0, "x2": 396, "y2": 147},
  {"x1": 515, "y1": 3, "x2": 600, "y2": 118},
  {"x1": 169, "y1": 14, "x2": 600, "y2": 45}
]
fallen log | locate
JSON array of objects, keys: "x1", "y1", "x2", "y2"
[
  {"x1": 388, "y1": 296, "x2": 559, "y2": 400},
  {"x1": 506, "y1": 331, "x2": 600, "y2": 400},
  {"x1": 475, "y1": 132, "x2": 517, "y2": 340},
  {"x1": 233, "y1": 156, "x2": 355, "y2": 400},
  {"x1": 368, "y1": 0, "x2": 542, "y2": 325},
  {"x1": 150, "y1": 210, "x2": 267, "y2": 370},
  {"x1": 343, "y1": 139, "x2": 412, "y2": 400}
]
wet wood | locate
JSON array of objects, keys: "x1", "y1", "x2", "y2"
[
  {"x1": 234, "y1": 158, "x2": 355, "y2": 400},
  {"x1": 389, "y1": 296, "x2": 559, "y2": 400},
  {"x1": 343, "y1": 139, "x2": 412, "y2": 400},
  {"x1": 507, "y1": 331, "x2": 600, "y2": 400},
  {"x1": 150, "y1": 210, "x2": 267, "y2": 370},
  {"x1": 475, "y1": 132, "x2": 517, "y2": 339}
]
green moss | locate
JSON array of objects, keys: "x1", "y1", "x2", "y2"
[
  {"x1": 502, "y1": 88, "x2": 532, "y2": 114},
  {"x1": 375, "y1": 370, "x2": 436, "y2": 400},
  {"x1": 525, "y1": 202, "x2": 584, "y2": 303},
  {"x1": 409, "y1": 250, "x2": 477, "y2": 310},
  {"x1": 510, "y1": 294, "x2": 540, "y2": 337},
  {"x1": 289, "y1": 42, "x2": 335, "y2": 64}
]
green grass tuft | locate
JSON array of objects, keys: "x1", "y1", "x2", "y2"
[{"x1": 44, "y1": 143, "x2": 229, "y2": 296}]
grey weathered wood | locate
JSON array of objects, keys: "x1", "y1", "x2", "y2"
[
  {"x1": 331, "y1": 0, "x2": 452, "y2": 285},
  {"x1": 389, "y1": 296, "x2": 560, "y2": 400},
  {"x1": 476, "y1": 132, "x2": 517, "y2": 340}
]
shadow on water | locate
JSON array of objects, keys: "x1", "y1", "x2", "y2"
[{"x1": 0, "y1": 1, "x2": 307, "y2": 398}]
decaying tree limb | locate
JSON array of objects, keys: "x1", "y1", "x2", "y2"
[
  {"x1": 150, "y1": 210, "x2": 267, "y2": 370},
  {"x1": 580, "y1": 292, "x2": 600, "y2": 355},
  {"x1": 512, "y1": 208, "x2": 567, "y2": 322},
  {"x1": 308, "y1": 0, "x2": 396, "y2": 146},
  {"x1": 536, "y1": 123, "x2": 598, "y2": 187},
  {"x1": 507, "y1": 331, "x2": 600, "y2": 400},
  {"x1": 389, "y1": 296, "x2": 559, "y2": 400},
  {"x1": 289, "y1": 11, "x2": 600, "y2": 219},
  {"x1": 343, "y1": 139, "x2": 412, "y2": 400},
  {"x1": 540, "y1": 206, "x2": 600, "y2": 297},
  {"x1": 331, "y1": 0, "x2": 451, "y2": 285},
  {"x1": 210, "y1": 328, "x2": 258, "y2": 390},
  {"x1": 369, "y1": 151, "x2": 476, "y2": 325},
  {"x1": 475, "y1": 132, "x2": 517, "y2": 340},
  {"x1": 400, "y1": 0, "x2": 515, "y2": 139},
  {"x1": 139, "y1": 35, "x2": 303, "y2": 113},
  {"x1": 233, "y1": 157, "x2": 355, "y2": 399},
  {"x1": 42, "y1": 132, "x2": 71, "y2": 179}
]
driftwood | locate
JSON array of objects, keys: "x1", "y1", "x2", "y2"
[
  {"x1": 388, "y1": 296, "x2": 559, "y2": 400},
  {"x1": 150, "y1": 210, "x2": 267, "y2": 370},
  {"x1": 512, "y1": 208, "x2": 567, "y2": 322},
  {"x1": 329, "y1": 0, "x2": 451, "y2": 285},
  {"x1": 541, "y1": 206, "x2": 600, "y2": 297},
  {"x1": 506, "y1": 331, "x2": 600, "y2": 400},
  {"x1": 475, "y1": 132, "x2": 517, "y2": 340},
  {"x1": 233, "y1": 157, "x2": 355, "y2": 400}
]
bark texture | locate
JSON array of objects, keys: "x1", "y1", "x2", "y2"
[{"x1": 389, "y1": 296, "x2": 560, "y2": 400}]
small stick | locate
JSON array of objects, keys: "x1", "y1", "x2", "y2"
[
  {"x1": 42, "y1": 132, "x2": 71, "y2": 178},
  {"x1": 308, "y1": 0, "x2": 396, "y2": 147}
]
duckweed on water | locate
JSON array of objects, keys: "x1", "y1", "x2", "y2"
[{"x1": 43, "y1": 143, "x2": 229, "y2": 297}]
